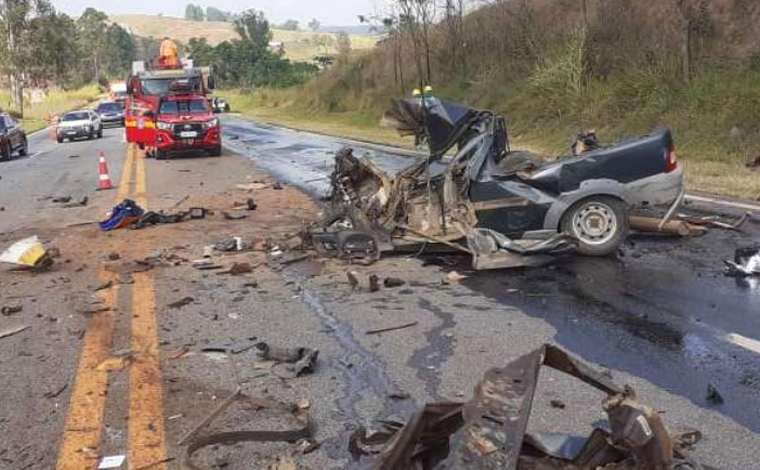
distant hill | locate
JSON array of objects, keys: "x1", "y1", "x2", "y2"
[{"x1": 112, "y1": 14, "x2": 378, "y2": 62}]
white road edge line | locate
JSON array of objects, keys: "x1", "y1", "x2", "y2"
[
  {"x1": 725, "y1": 333, "x2": 760, "y2": 355},
  {"x1": 684, "y1": 194, "x2": 760, "y2": 213}
]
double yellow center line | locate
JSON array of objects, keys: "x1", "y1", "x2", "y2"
[{"x1": 57, "y1": 146, "x2": 168, "y2": 470}]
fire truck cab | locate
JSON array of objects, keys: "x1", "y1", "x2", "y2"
[{"x1": 125, "y1": 39, "x2": 216, "y2": 155}]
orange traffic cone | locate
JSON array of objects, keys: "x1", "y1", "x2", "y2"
[{"x1": 97, "y1": 152, "x2": 114, "y2": 191}]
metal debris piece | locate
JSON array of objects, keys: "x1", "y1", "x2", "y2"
[
  {"x1": 347, "y1": 271, "x2": 360, "y2": 290},
  {"x1": 294, "y1": 438, "x2": 321, "y2": 454},
  {"x1": 254, "y1": 342, "x2": 319, "y2": 378},
  {"x1": 214, "y1": 236, "x2": 250, "y2": 252},
  {"x1": 1, "y1": 304, "x2": 23, "y2": 316},
  {"x1": 725, "y1": 246, "x2": 760, "y2": 277},
  {"x1": 0, "y1": 325, "x2": 30, "y2": 340},
  {"x1": 383, "y1": 277, "x2": 406, "y2": 288},
  {"x1": 167, "y1": 297, "x2": 195, "y2": 309},
  {"x1": 366, "y1": 322, "x2": 419, "y2": 336},
  {"x1": 94, "y1": 280, "x2": 114, "y2": 291},
  {"x1": 222, "y1": 211, "x2": 249, "y2": 220},
  {"x1": 369, "y1": 274, "x2": 380, "y2": 292},
  {"x1": 706, "y1": 383, "x2": 725, "y2": 405},
  {"x1": 181, "y1": 387, "x2": 312, "y2": 470},
  {"x1": 358, "y1": 344, "x2": 708, "y2": 470}
]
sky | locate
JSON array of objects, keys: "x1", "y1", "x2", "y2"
[{"x1": 53, "y1": 0, "x2": 389, "y2": 26}]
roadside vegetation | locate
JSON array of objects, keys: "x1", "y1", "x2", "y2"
[
  {"x1": 0, "y1": 85, "x2": 102, "y2": 133},
  {"x1": 223, "y1": 0, "x2": 760, "y2": 200}
]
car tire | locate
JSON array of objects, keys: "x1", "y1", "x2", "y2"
[
  {"x1": 0, "y1": 142, "x2": 9, "y2": 161},
  {"x1": 98, "y1": 128, "x2": 103, "y2": 138},
  {"x1": 208, "y1": 145, "x2": 222, "y2": 157},
  {"x1": 561, "y1": 196, "x2": 629, "y2": 257},
  {"x1": 19, "y1": 137, "x2": 28, "y2": 156},
  {"x1": 88, "y1": 130, "x2": 94, "y2": 140},
  {"x1": 155, "y1": 149, "x2": 167, "y2": 160}
]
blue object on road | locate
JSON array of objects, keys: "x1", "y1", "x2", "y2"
[{"x1": 99, "y1": 199, "x2": 145, "y2": 231}]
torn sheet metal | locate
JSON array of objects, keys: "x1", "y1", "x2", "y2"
[
  {"x1": 357, "y1": 345, "x2": 709, "y2": 470},
  {"x1": 725, "y1": 246, "x2": 760, "y2": 277},
  {"x1": 181, "y1": 389, "x2": 311, "y2": 470}
]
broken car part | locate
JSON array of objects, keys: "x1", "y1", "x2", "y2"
[
  {"x1": 355, "y1": 344, "x2": 710, "y2": 470},
  {"x1": 0, "y1": 236, "x2": 51, "y2": 269},
  {"x1": 725, "y1": 245, "x2": 760, "y2": 277},
  {"x1": 254, "y1": 342, "x2": 319, "y2": 378}
]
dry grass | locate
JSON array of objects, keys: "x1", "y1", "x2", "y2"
[
  {"x1": 682, "y1": 160, "x2": 760, "y2": 201},
  {"x1": 113, "y1": 15, "x2": 378, "y2": 62},
  {"x1": 0, "y1": 85, "x2": 103, "y2": 133}
]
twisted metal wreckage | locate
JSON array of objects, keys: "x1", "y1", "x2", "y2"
[
  {"x1": 307, "y1": 98, "x2": 684, "y2": 270},
  {"x1": 180, "y1": 345, "x2": 710, "y2": 470},
  {"x1": 352, "y1": 345, "x2": 711, "y2": 470}
]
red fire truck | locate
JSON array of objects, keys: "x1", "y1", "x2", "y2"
[{"x1": 125, "y1": 39, "x2": 215, "y2": 155}]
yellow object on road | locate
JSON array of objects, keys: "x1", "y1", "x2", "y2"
[{"x1": 0, "y1": 236, "x2": 47, "y2": 267}]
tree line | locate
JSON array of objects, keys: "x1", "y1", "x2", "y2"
[
  {"x1": 185, "y1": 4, "x2": 234, "y2": 23},
  {"x1": 0, "y1": 1, "x2": 137, "y2": 116},
  {"x1": 185, "y1": 9, "x2": 318, "y2": 88}
]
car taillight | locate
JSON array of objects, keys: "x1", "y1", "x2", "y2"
[{"x1": 665, "y1": 146, "x2": 678, "y2": 173}]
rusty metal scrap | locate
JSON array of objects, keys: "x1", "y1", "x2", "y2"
[{"x1": 355, "y1": 345, "x2": 710, "y2": 470}]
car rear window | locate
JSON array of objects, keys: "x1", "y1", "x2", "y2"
[
  {"x1": 159, "y1": 100, "x2": 209, "y2": 115},
  {"x1": 63, "y1": 112, "x2": 89, "y2": 121}
]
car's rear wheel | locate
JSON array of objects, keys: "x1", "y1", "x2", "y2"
[
  {"x1": 98, "y1": 127, "x2": 103, "y2": 138},
  {"x1": 561, "y1": 196, "x2": 628, "y2": 257},
  {"x1": 19, "y1": 137, "x2": 28, "y2": 156}
]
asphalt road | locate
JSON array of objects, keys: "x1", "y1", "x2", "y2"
[{"x1": 0, "y1": 118, "x2": 758, "y2": 470}]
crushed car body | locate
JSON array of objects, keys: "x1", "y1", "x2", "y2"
[
  {"x1": 309, "y1": 98, "x2": 684, "y2": 270},
  {"x1": 351, "y1": 344, "x2": 711, "y2": 470}
]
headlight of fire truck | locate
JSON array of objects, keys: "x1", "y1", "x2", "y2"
[
  {"x1": 156, "y1": 121, "x2": 173, "y2": 131},
  {"x1": 203, "y1": 118, "x2": 219, "y2": 130}
]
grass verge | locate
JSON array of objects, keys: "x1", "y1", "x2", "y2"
[
  {"x1": 222, "y1": 87, "x2": 760, "y2": 201},
  {"x1": 0, "y1": 85, "x2": 103, "y2": 134}
]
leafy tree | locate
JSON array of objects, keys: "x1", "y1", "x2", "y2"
[
  {"x1": 27, "y1": 10, "x2": 80, "y2": 87},
  {"x1": 76, "y1": 7, "x2": 108, "y2": 81},
  {"x1": 103, "y1": 23, "x2": 135, "y2": 76},
  {"x1": 186, "y1": 37, "x2": 214, "y2": 66},
  {"x1": 281, "y1": 19, "x2": 299, "y2": 31},
  {"x1": 308, "y1": 18, "x2": 321, "y2": 32}
]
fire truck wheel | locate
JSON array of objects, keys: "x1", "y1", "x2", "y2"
[{"x1": 155, "y1": 149, "x2": 167, "y2": 160}]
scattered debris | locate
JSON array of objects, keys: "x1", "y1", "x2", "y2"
[
  {"x1": 192, "y1": 259, "x2": 224, "y2": 271},
  {"x1": 0, "y1": 325, "x2": 30, "y2": 340},
  {"x1": 268, "y1": 457, "x2": 297, "y2": 470},
  {"x1": 108, "y1": 252, "x2": 121, "y2": 261},
  {"x1": 369, "y1": 274, "x2": 380, "y2": 292},
  {"x1": 347, "y1": 271, "x2": 360, "y2": 290},
  {"x1": 254, "y1": 342, "x2": 319, "y2": 378},
  {"x1": 445, "y1": 271, "x2": 467, "y2": 283},
  {"x1": 366, "y1": 321, "x2": 419, "y2": 336},
  {"x1": 1, "y1": 236, "x2": 53, "y2": 270},
  {"x1": 181, "y1": 387, "x2": 311, "y2": 470},
  {"x1": 273, "y1": 182, "x2": 284, "y2": 190},
  {"x1": 57, "y1": 196, "x2": 88, "y2": 208},
  {"x1": 222, "y1": 211, "x2": 248, "y2": 221},
  {"x1": 214, "y1": 237, "x2": 250, "y2": 252},
  {"x1": 677, "y1": 212, "x2": 750, "y2": 231},
  {"x1": 550, "y1": 399, "x2": 566, "y2": 410},
  {"x1": 354, "y1": 344, "x2": 708, "y2": 469},
  {"x1": 167, "y1": 296, "x2": 195, "y2": 309},
  {"x1": 44, "y1": 383, "x2": 68, "y2": 399},
  {"x1": 247, "y1": 198, "x2": 258, "y2": 211},
  {"x1": 97, "y1": 455, "x2": 126, "y2": 469},
  {"x1": 706, "y1": 382, "x2": 725, "y2": 405},
  {"x1": 725, "y1": 246, "x2": 760, "y2": 277},
  {"x1": 293, "y1": 438, "x2": 321, "y2": 455},
  {"x1": 223, "y1": 262, "x2": 254, "y2": 276},
  {"x1": 105, "y1": 260, "x2": 155, "y2": 276},
  {"x1": 94, "y1": 280, "x2": 114, "y2": 292},
  {"x1": 167, "y1": 347, "x2": 190, "y2": 360},
  {"x1": 1, "y1": 304, "x2": 23, "y2": 316},
  {"x1": 100, "y1": 199, "x2": 144, "y2": 231},
  {"x1": 383, "y1": 277, "x2": 406, "y2": 288},
  {"x1": 77, "y1": 305, "x2": 111, "y2": 315},
  {"x1": 52, "y1": 196, "x2": 72, "y2": 203},
  {"x1": 96, "y1": 353, "x2": 133, "y2": 371}
]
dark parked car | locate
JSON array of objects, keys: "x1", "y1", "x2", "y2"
[
  {"x1": 96, "y1": 101, "x2": 125, "y2": 127},
  {"x1": 0, "y1": 113, "x2": 28, "y2": 161}
]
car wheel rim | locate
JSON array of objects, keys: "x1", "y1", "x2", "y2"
[{"x1": 572, "y1": 202, "x2": 617, "y2": 246}]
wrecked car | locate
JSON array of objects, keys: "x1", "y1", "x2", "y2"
[{"x1": 310, "y1": 98, "x2": 684, "y2": 270}]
